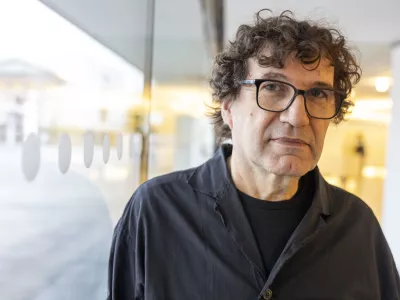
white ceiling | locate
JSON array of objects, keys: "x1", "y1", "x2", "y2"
[
  {"x1": 226, "y1": 0, "x2": 400, "y2": 44},
  {"x1": 39, "y1": 0, "x2": 399, "y2": 96}
]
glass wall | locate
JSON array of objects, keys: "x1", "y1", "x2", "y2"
[
  {"x1": 0, "y1": 0, "x2": 216, "y2": 299},
  {"x1": 0, "y1": 1, "x2": 147, "y2": 299},
  {"x1": 148, "y1": 0, "x2": 214, "y2": 178}
]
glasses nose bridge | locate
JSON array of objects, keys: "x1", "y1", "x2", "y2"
[
  {"x1": 296, "y1": 89, "x2": 307, "y2": 99},
  {"x1": 288, "y1": 88, "x2": 307, "y2": 109}
]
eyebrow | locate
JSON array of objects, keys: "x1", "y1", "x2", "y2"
[
  {"x1": 311, "y1": 81, "x2": 335, "y2": 89},
  {"x1": 260, "y1": 72, "x2": 288, "y2": 81},
  {"x1": 260, "y1": 71, "x2": 334, "y2": 89}
]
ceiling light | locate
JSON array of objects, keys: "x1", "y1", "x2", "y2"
[{"x1": 375, "y1": 77, "x2": 391, "y2": 93}]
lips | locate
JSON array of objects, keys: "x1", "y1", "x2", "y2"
[{"x1": 271, "y1": 137, "x2": 309, "y2": 146}]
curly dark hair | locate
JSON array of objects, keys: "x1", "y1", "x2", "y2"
[{"x1": 208, "y1": 9, "x2": 361, "y2": 143}]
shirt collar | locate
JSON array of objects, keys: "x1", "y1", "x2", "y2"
[{"x1": 187, "y1": 143, "x2": 331, "y2": 216}]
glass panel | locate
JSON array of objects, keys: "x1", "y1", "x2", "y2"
[
  {"x1": 149, "y1": 0, "x2": 214, "y2": 178},
  {"x1": 0, "y1": 1, "x2": 146, "y2": 299}
]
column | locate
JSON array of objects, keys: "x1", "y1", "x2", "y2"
[{"x1": 382, "y1": 43, "x2": 400, "y2": 267}]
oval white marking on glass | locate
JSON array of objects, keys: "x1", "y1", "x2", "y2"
[
  {"x1": 58, "y1": 133, "x2": 72, "y2": 174},
  {"x1": 22, "y1": 133, "x2": 41, "y2": 181},
  {"x1": 84, "y1": 132, "x2": 94, "y2": 168},
  {"x1": 116, "y1": 133, "x2": 123, "y2": 160},
  {"x1": 103, "y1": 133, "x2": 110, "y2": 164}
]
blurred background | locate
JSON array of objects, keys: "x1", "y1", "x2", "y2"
[{"x1": 0, "y1": 0, "x2": 399, "y2": 299}]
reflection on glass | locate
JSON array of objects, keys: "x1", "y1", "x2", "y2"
[
  {"x1": 103, "y1": 133, "x2": 111, "y2": 164},
  {"x1": 0, "y1": 1, "x2": 145, "y2": 299},
  {"x1": 21, "y1": 133, "x2": 41, "y2": 181},
  {"x1": 116, "y1": 133, "x2": 123, "y2": 160},
  {"x1": 150, "y1": 0, "x2": 216, "y2": 177},
  {"x1": 83, "y1": 132, "x2": 95, "y2": 168},
  {"x1": 58, "y1": 133, "x2": 72, "y2": 174}
]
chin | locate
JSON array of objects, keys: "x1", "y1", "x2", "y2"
[{"x1": 265, "y1": 158, "x2": 312, "y2": 177}]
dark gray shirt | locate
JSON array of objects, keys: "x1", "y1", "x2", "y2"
[{"x1": 108, "y1": 144, "x2": 400, "y2": 300}]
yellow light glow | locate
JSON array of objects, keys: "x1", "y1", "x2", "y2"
[
  {"x1": 324, "y1": 176, "x2": 340, "y2": 186},
  {"x1": 375, "y1": 77, "x2": 391, "y2": 93},
  {"x1": 346, "y1": 179, "x2": 357, "y2": 193},
  {"x1": 152, "y1": 85, "x2": 210, "y2": 118},
  {"x1": 150, "y1": 112, "x2": 164, "y2": 126},
  {"x1": 362, "y1": 166, "x2": 387, "y2": 179},
  {"x1": 349, "y1": 99, "x2": 392, "y2": 123}
]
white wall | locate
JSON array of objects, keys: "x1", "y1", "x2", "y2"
[{"x1": 382, "y1": 45, "x2": 400, "y2": 266}]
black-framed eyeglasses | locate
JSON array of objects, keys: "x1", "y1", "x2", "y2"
[{"x1": 240, "y1": 79, "x2": 346, "y2": 120}]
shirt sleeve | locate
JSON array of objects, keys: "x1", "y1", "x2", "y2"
[{"x1": 107, "y1": 192, "x2": 145, "y2": 300}]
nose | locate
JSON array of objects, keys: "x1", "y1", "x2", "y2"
[{"x1": 279, "y1": 94, "x2": 310, "y2": 127}]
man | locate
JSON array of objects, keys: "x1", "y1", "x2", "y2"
[{"x1": 108, "y1": 10, "x2": 400, "y2": 300}]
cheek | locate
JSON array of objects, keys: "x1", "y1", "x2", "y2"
[
  {"x1": 258, "y1": 112, "x2": 278, "y2": 136},
  {"x1": 232, "y1": 106, "x2": 277, "y2": 139},
  {"x1": 232, "y1": 107, "x2": 255, "y2": 128},
  {"x1": 312, "y1": 121, "x2": 330, "y2": 151},
  {"x1": 248, "y1": 111, "x2": 273, "y2": 136}
]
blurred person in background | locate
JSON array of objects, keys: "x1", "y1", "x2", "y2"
[{"x1": 107, "y1": 9, "x2": 400, "y2": 300}]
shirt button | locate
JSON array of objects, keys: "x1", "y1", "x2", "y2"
[{"x1": 262, "y1": 289, "x2": 273, "y2": 300}]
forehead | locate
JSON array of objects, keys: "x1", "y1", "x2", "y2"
[{"x1": 248, "y1": 49, "x2": 334, "y2": 86}]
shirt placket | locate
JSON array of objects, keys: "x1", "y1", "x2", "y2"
[{"x1": 257, "y1": 212, "x2": 328, "y2": 299}]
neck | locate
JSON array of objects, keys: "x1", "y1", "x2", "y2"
[{"x1": 228, "y1": 150, "x2": 300, "y2": 201}]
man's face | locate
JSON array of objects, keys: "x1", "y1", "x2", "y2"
[{"x1": 221, "y1": 50, "x2": 333, "y2": 177}]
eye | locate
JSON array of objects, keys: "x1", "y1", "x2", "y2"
[
  {"x1": 263, "y1": 83, "x2": 281, "y2": 91},
  {"x1": 308, "y1": 88, "x2": 327, "y2": 98}
]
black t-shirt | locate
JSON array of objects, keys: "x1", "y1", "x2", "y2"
[{"x1": 238, "y1": 172, "x2": 314, "y2": 276}]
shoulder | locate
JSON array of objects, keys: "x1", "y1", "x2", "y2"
[
  {"x1": 325, "y1": 183, "x2": 400, "y2": 296},
  {"x1": 135, "y1": 167, "x2": 197, "y2": 200},
  {"x1": 121, "y1": 167, "x2": 198, "y2": 222},
  {"x1": 322, "y1": 182, "x2": 390, "y2": 254},
  {"x1": 117, "y1": 167, "x2": 204, "y2": 241},
  {"x1": 326, "y1": 182, "x2": 378, "y2": 225}
]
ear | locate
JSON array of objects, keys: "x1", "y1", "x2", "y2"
[{"x1": 221, "y1": 98, "x2": 233, "y2": 130}]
